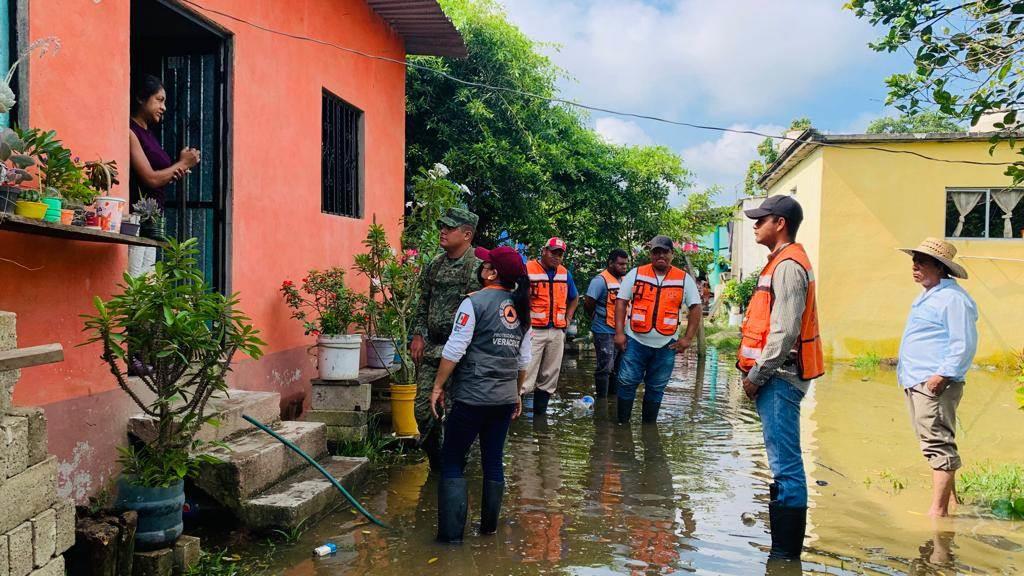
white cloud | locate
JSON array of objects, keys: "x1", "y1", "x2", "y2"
[
  {"x1": 504, "y1": 0, "x2": 879, "y2": 117},
  {"x1": 681, "y1": 123, "x2": 786, "y2": 200},
  {"x1": 594, "y1": 117, "x2": 654, "y2": 146}
]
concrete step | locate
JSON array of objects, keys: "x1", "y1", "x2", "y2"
[
  {"x1": 192, "y1": 420, "x2": 327, "y2": 509},
  {"x1": 239, "y1": 456, "x2": 370, "y2": 530},
  {"x1": 128, "y1": 390, "x2": 281, "y2": 445}
]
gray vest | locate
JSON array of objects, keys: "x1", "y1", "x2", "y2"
[{"x1": 451, "y1": 288, "x2": 524, "y2": 405}]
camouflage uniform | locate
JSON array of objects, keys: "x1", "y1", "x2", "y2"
[{"x1": 413, "y1": 208, "x2": 481, "y2": 444}]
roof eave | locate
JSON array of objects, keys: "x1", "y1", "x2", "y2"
[{"x1": 365, "y1": 0, "x2": 467, "y2": 58}]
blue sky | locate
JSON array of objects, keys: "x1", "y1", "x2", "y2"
[{"x1": 500, "y1": 0, "x2": 910, "y2": 203}]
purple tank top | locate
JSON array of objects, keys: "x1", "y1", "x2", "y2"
[{"x1": 129, "y1": 119, "x2": 173, "y2": 207}]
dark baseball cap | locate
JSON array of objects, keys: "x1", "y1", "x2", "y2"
[
  {"x1": 475, "y1": 246, "x2": 527, "y2": 283},
  {"x1": 646, "y1": 235, "x2": 674, "y2": 251},
  {"x1": 438, "y1": 207, "x2": 479, "y2": 229},
  {"x1": 744, "y1": 195, "x2": 803, "y2": 228}
]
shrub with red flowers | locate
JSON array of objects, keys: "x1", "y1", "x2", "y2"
[{"x1": 280, "y1": 267, "x2": 363, "y2": 336}]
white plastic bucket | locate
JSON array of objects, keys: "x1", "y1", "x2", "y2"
[
  {"x1": 317, "y1": 334, "x2": 362, "y2": 380},
  {"x1": 95, "y1": 196, "x2": 126, "y2": 233},
  {"x1": 366, "y1": 337, "x2": 397, "y2": 369}
]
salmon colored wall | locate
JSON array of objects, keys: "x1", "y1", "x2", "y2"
[{"x1": 0, "y1": 0, "x2": 407, "y2": 501}]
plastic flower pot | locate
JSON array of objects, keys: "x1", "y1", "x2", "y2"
[
  {"x1": 14, "y1": 200, "x2": 47, "y2": 220},
  {"x1": 366, "y1": 337, "x2": 397, "y2": 369},
  {"x1": 140, "y1": 218, "x2": 165, "y2": 240},
  {"x1": 389, "y1": 383, "x2": 419, "y2": 436},
  {"x1": 120, "y1": 221, "x2": 141, "y2": 236},
  {"x1": 59, "y1": 209, "x2": 74, "y2": 225},
  {"x1": 317, "y1": 334, "x2": 362, "y2": 380},
  {"x1": 115, "y1": 476, "x2": 184, "y2": 550},
  {"x1": 95, "y1": 196, "x2": 126, "y2": 233},
  {"x1": 41, "y1": 197, "x2": 62, "y2": 222}
]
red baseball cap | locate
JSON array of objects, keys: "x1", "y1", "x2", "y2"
[
  {"x1": 544, "y1": 237, "x2": 567, "y2": 252},
  {"x1": 475, "y1": 246, "x2": 527, "y2": 283}
]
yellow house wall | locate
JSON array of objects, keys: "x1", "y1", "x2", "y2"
[{"x1": 784, "y1": 140, "x2": 1024, "y2": 364}]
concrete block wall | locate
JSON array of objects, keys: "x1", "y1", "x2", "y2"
[{"x1": 0, "y1": 312, "x2": 74, "y2": 576}]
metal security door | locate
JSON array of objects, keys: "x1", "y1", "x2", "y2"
[{"x1": 159, "y1": 50, "x2": 227, "y2": 292}]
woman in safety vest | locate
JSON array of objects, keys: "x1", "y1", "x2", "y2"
[{"x1": 429, "y1": 246, "x2": 532, "y2": 543}]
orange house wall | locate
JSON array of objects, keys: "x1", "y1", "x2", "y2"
[{"x1": 0, "y1": 0, "x2": 406, "y2": 501}]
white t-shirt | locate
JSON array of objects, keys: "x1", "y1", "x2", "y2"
[
  {"x1": 442, "y1": 297, "x2": 533, "y2": 369},
  {"x1": 616, "y1": 267, "x2": 701, "y2": 349}
]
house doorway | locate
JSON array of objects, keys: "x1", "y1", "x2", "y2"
[{"x1": 131, "y1": 0, "x2": 231, "y2": 292}]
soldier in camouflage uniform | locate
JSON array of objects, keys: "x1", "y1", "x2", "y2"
[{"x1": 411, "y1": 207, "x2": 481, "y2": 469}]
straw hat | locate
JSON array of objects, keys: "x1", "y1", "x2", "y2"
[{"x1": 899, "y1": 237, "x2": 968, "y2": 279}]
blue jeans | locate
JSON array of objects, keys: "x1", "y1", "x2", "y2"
[
  {"x1": 441, "y1": 402, "x2": 515, "y2": 482},
  {"x1": 755, "y1": 376, "x2": 807, "y2": 507},
  {"x1": 616, "y1": 336, "x2": 676, "y2": 403}
]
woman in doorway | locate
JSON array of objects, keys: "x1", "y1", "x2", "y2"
[
  {"x1": 127, "y1": 74, "x2": 201, "y2": 276},
  {"x1": 430, "y1": 246, "x2": 532, "y2": 543}
]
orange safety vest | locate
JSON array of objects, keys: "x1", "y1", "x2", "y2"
[
  {"x1": 527, "y1": 260, "x2": 569, "y2": 328},
  {"x1": 628, "y1": 264, "x2": 688, "y2": 336},
  {"x1": 599, "y1": 269, "x2": 621, "y2": 328},
  {"x1": 736, "y1": 243, "x2": 825, "y2": 380}
]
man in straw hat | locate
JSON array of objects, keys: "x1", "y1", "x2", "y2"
[{"x1": 897, "y1": 237, "x2": 978, "y2": 517}]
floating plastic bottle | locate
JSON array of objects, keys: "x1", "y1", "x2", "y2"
[
  {"x1": 571, "y1": 395, "x2": 595, "y2": 416},
  {"x1": 314, "y1": 543, "x2": 337, "y2": 557}
]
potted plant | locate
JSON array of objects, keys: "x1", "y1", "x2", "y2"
[
  {"x1": 82, "y1": 238, "x2": 265, "y2": 549},
  {"x1": 133, "y1": 197, "x2": 165, "y2": 239},
  {"x1": 361, "y1": 297, "x2": 400, "y2": 369},
  {"x1": 85, "y1": 158, "x2": 124, "y2": 231},
  {"x1": 13, "y1": 185, "x2": 47, "y2": 219},
  {"x1": 281, "y1": 268, "x2": 364, "y2": 380},
  {"x1": 0, "y1": 127, "x2": 34, "y2": 215},
  {"x1": 353, "y1": 166, "x2": 466, "y2": 435},
  {"x1": 15, "y1": 127, "x2": 96, "y2": 222},
  {"x1": 121, "y1": 213, "x2": 141, "y2": 237}
]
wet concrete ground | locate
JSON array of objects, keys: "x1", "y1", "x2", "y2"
[{"x1": 243, "y1": 349, "x2": 1024, "y2": 575}]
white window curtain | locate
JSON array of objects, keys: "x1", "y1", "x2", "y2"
[
  {"x1": 991, "y1": 188, "x2": 1024, "y2": 239},
  {"x1": 950, "y1": 190, "x2": 984, "y2": 237}
]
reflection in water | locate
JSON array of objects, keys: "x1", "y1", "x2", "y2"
[{"x1": 245, "y1": 352, "x2": 1024, "y2": 576}]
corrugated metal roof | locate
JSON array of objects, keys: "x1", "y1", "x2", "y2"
[{"x1": 366, "y1": 0, "x2": 467, "y2": 58}]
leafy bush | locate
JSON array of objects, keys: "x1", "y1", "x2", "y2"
[
  {"x1": 82, "y1": 238, "x2": 265, "y2": 487},
  {"x1": 280, "y1": 268, "x2": 363, "y2": 337},
  {"x1": 722, "y1": 269, "x2": 760, "y2": 311},
  {"x1": 852, "y1": 352, "x2": 882, "y2": 371}
]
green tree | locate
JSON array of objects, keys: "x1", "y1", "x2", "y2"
[
  {"x1": 406, "y1": 0, "x2": 688, "y2": 268},
  {"x1": 743, "y1": 118, "x2": 808, "y2": 195},
  {"x1": 866, "y1": 111, "x2": 964, "y2": 133},
  {"x1": 848, "y1": 0, "x2": 1024, "y2": 183}
]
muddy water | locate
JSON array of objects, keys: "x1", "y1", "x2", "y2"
[{"x1": 257, "y1": 350, "x2": 1024, "y2": 575}]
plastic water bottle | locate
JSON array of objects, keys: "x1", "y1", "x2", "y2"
[
  {"x1": 314, "y1": 543, "x2": 337, "y2": 557},
  {"x1": 571, "y1": 395, "x2": 594, "y2": 416}
]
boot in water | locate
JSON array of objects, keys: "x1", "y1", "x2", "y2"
[
  {"x1": 617, "y1": 398, "x2": 634, "y2": 424},
  {"x1": 641, "y1": 400, "x2": 661, "y2": 423},
  {"x1": 533, "y1": 389, "x2": 551, "y2": 416},
  {"x1": 480, "y1": 480, "x2": 504, "y2": 535},
  {"x1": 768, "y1": 502, "x2": 806, "y2": 560},
  {"x1": 437, "y1": 478, "x2": 468, "y2": 543}
]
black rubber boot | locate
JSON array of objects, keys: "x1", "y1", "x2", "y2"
[
  {"x1": 641, "y1": 400, "x2": 661, "y2": 423},
  {"x1": 479, "y1": 480, "x2": 504, "y2": 535},
  {"x1": 421, "y1": 426, "x2": 442, "y2": 472},
  {"x1": 533, "y1": 389, "x2": 551, "y2": 416},
  {"x1": 595, "y1": 374, "x2": 609, "y2": 398},
  {"x1": 768, "y1": 503, "x2": 806, "y2": 560},
  {"x1": 617, "y1": 398, "x2": 634, "y2": 424},
  {"x1": 608, "y1": 373, "x2": 618, "y2": 396},
  {"x1": 769, "y1": 482, "x2": 779, "y2": 502},
  {"x1": 437, "y1": 478, "x2": 468, "y2": 543}
]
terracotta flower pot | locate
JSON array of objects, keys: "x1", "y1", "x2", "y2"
[{"x1": 60, "y1": 209, "x2": 74, "y2": 225}]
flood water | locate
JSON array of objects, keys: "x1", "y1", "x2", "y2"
[{"x1": 251, "y1": 349, "x2": 1024, "y2": 575}]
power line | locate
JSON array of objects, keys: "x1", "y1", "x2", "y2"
[{"x1": 180, "y1": 0, "x2": 1016, "y2": 168}]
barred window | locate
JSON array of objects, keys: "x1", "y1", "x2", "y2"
[{"x1": 322, "y1": 90, "x2": 363, "y2": 218}]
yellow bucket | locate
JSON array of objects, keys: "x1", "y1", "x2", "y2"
[{"x1": 389, "y1": 383, "x2": 419, "y2": 437}]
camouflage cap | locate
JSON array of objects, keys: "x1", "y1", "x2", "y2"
[{"x1": 438, "y1": 207, "x2": 479, "y2": 229}]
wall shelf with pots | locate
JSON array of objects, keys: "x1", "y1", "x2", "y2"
[{"x1": 0, "y1": 214, "x2": 167, "y2": 247}]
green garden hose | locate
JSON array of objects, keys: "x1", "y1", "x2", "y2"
[{"x1": 242, "y1": 414, "x2": 390, "y2": 529}]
